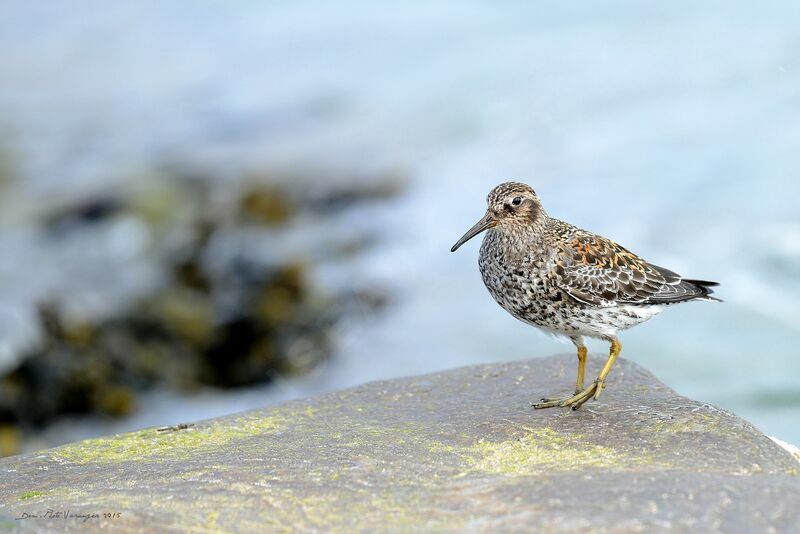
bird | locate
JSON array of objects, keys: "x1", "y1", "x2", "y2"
[{"x1": 450, "y1": 182, "x2": 719, "y2": 410}]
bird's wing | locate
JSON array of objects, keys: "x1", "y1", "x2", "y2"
[{"x1": 550, "y1": 231, "x2": 715, "y2": 307}]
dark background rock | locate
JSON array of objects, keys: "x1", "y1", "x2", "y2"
[
  {"x1": 0, "y1": 175, "x2": 396, "y2": 455},
  {"x1": 0, "y1": 354, "x2": 798, "y2": 532}
]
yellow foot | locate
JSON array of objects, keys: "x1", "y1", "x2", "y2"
[{"x1": 531, "y1": 379, "x2": 606, "y2": 411}]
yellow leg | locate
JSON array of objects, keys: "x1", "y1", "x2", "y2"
[
  {"x1": 593, "y1": 338, "x2": 621, "y2": 400},
  {"x1": 533, "y1": 338, "x2": 622, "y2": 410},
  {"x1": 575, "y1": 345, "x2": 587, "y2": 394}
]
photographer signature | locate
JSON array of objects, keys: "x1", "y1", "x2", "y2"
[{"x1": 15, "y1": 510, "x2": 122, "y2": 522}]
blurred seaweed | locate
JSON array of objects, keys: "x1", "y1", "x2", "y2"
[
  {"x1": 0, "y1": 135, "x2": 17, "y2": 197},
  {"x1": 0, "y1": 169, "x2": 401, "y2": 455}
]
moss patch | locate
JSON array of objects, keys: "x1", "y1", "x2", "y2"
[
  {"x1": 49, "y1": 413, "x2": 284, "y2": 464},
  {"x1": 258, "y1": 486, "x2": 468, "y2": 532},
  {"x1": 14, "y1": 488, "x2": 71, "y2": 502},
  {"x1": 17, "y1": 491, "x2": 45, "y2": 500},
  {"x1": 464, "y1": 428, "x2": 644, "y2": 476},
  {"x1": 651, "y1": 413, "x2": 727, "y2": 434}
]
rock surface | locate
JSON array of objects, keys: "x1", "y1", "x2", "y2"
[{"x1": 0, "y1": 354, "x2": 798, "y2": 532}]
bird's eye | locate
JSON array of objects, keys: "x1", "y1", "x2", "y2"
[{"x1": 511, "y1": 196, "x2": 522, "y2": 206}]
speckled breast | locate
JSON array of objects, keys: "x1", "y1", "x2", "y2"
[{"x1": 477, "y1": 229, "x2": 563, "y2": 328}]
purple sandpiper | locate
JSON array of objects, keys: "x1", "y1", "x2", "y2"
[{"x1": 451, "y1": 182, "x2": 719, "y2": 410}]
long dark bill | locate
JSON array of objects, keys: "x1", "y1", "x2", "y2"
[{"x1": 450, "y1": 212, "x2": 497, "y2": 252}]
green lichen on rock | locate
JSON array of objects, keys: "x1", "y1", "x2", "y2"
[
  {"x1": 254, "y1": 486, "x2": 468, "y2": 532},
  {"x1": 466, "y1": 427, "x2": 643, "y2": 475},
  {"x1": 49, "y1": 413, "x2": 284, "y2": 464},
  {"x1": 13, "y1": 487, "x2": 71, "y2": 503},
  {"x1": 428, "y1": 427, "x2": 651, "y2": 477},
  {"x1": 17, "y1": 490, "x2": 45, "y2": 500},
  {"x1": 651, "y1": 412, "x2": 731, "y2": 435}
]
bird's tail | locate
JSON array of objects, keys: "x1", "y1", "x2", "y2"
[{"x1": 683, "y1": 279, "x2": 722, "y2": 302}]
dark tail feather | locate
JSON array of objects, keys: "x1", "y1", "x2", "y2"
[
  {"x1": 683, "y1": 279, "x2": 719, "y2": 287},
  {"x1": 684, "y1": 279, "x2": 722, "y2": 302}
]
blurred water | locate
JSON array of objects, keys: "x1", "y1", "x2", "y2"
[{"x1": 1, "y1": 1, "x2": 799, "y2": 444}]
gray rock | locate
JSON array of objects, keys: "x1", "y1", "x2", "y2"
[{"x1": 0, "y1": 355, "x2": 798, "y2": 532}]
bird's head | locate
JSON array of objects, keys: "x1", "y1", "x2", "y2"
[{"x1": 451, "y1": 182, "x2": 544, "y2": 252}]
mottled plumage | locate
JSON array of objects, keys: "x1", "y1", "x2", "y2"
[{"x1": 451, "y1": 182, "x2": 719, "y2": 409}]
